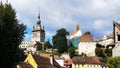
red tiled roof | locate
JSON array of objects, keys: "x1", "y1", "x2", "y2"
[
  {"x1": 32, "y1": 54, "x2": 54, "y2": 68},
  {"x1": 40, "y1": 54, "x2": 59, "y2": 59},
  {"x1": 80, "y1": 32, "x2": 94, "y2": 42},
  {"x1": 72, "y1": 56, "x2": 106, "y2": 66},
  {"x1": 69, "y1": 31, "x2": 77, "y2": 38},
  {"x1": 32, "y1": 54, "x2": 63, "y2": 68},
  {"x1": 64, "y1": 60, "x2": 72, "y2": 65},
  {"x1": 18, "y1": 62, "x2": 34, "y2": 68}
]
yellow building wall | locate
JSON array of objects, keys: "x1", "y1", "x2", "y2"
[
  {"x1": 72, "y1": 63, "x2": 102, "y2": 68},
  {"x1": 24, "y1": 54, "x2": 38, "y2": 68}
]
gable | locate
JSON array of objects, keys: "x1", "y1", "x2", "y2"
[{"x1": 24, "y1": 54, "x2": 37, "y2": 68}]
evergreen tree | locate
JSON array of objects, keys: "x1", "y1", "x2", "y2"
[
  {"x1": 0, "y1": 3, "x2": 26, "y2": 67},
  {"x1": 52, "y1": 28, "x2": 69, "y2": 54}
]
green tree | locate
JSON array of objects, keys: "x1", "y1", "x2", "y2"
[
  {"x1": 95, "y1": 44, "x2": 105, "y2": 57},
  {"x1": 0, "y1": 3, "x2": 26, "y2": 67},
  {"x1": 107, "y1": 57, "x2": 120, "y2": 68},
  {"x1": 67, "y1": 47, "x2": 76, "y2": 58},
  {"x1": 52, "y1": 28, "x2": 69, "y2": 54},
  {"x1": 95, "y1": 47, "x2": 105, "y2": 57},
  {"x1": 36, "y1": 41, "x2": 42, "y2": 50},
  {"x1": 105, "y1": 48, "x2": 112, "y2": 57},
  {"x1": 44, "y1": 40, "x2": 52, "y2": 49}
]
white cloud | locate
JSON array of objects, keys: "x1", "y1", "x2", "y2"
[
  {"x1": 5, "y1": 0, "x2": 120, "y2": 40},
  {"x1": 93, "y1": 20, "x2": 109, "y2": 29}
]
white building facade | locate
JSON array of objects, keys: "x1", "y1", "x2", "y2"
[
  {"x1": 78, "y1": 32, "x2": 96, "y2": 56},
  {"x1": 79, "y1": 42, "x2": 96, "y2": 56}
]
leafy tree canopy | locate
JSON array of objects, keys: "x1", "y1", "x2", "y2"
[
  {"x1": 0, "y1": 3, "x2": 26, "y2": 67},
  {"x1": 52, "y1": 28, "x2": 69, "y2": 54},
  {"x1": 107, "y1": 57, "x2": 120, "y2": 68},
  {"x1": 44, "y1": 40, "x2": 52, "y2": 49}
]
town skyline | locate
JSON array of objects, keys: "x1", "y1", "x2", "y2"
[{"x1": 2, "y1": 0, "x2": 120, "y2": 41}]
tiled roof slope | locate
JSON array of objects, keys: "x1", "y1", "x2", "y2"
[
  {"x1": 69, "y1": 31, "x2": 77, "y2": 38},
  {"x1": 40, "y1": 54, "x2": 59, "y2": 59},
  {"x1": 80, "y1": 32, "x2": 94, "y2": 42},
  {"x1": 32, "y1": 54, "x2": 63, "y2": 68},
  {"x1": 72, "y1": 56, "x2": 106, "y2": 66},
  {"x1": 18, "y1": 62, "x2": 34, "y2": 68},
  {"x1": 32, "y1": 54, "x2": 53, "y2": 68}
]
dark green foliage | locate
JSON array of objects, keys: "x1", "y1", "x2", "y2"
[
  {"x1": 95, "y1": 43, "x2": 105, "y2": 57},
  {"x1": 67, "y1": 43, "x2": 77, "y2": 58},
  {"x1": 105, "y1": 48, "x2": 112, "y2": 57},
  {"x1": 80, "y1": 52, "x2": 87, "y2": 57},
  {"x1": 96, "y1": 43, "x2": 104, "y2": 48},
  {"x1": 0, "y1": 3, "x2": 26, "y2": 67},
  {"x1": 44, "y1": 40, "x2": 52, "y2": 49},
  {"x1": 36, "y1": 41, "x2": 42, "y2": 50},
  {"x1": 52, "y1": 28, "x2": 69, "y2": 54},
  {"x1": 95, "y1": 47, "x2": 105, "y2": 57},
  {"x1": 107, "y1": 57, "x2": 120, "y2": 68},
  {"x1": 67, "y1": 47, "x2": 76, "y2": 58}
]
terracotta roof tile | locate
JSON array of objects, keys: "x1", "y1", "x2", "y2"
[
  {"x1": 72, "y1": 56, "x2": 106, "y2": 66},
  {"x1": 40, "y1": 54, "x2": 59, "y2": 59},
  {"x1": 19, "y1": 62, "x2": 34, "y2": 68},
  {"x1": 32, "y1": 54, "x2": 54, "y2": 68},
  {"x1": 69, "y1": 31, "x2": 77, "y2": 38},
  {"x1": 32, "y1": 54, "x2": 63, "y2": 68},
  {"x1": 64, "y1": 60, "x2": 72, "y2": 65},
  {"x1": 80, "y1": 33, "x2": 94, "y2": 42}
]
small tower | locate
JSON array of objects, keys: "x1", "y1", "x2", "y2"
[
  {"x1": 31, "y1": 12, "x2": 45, "y2": 50},
  {"x1": 75, "y1": 24, "x2": 80, "y2": 31}
]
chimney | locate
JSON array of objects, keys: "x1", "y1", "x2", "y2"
[{"x1": 50, "y1": 54, "x2": 54, "y2": 65}]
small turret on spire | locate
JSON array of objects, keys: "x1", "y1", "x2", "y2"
[{"x1": 36, "y1": 8, "x2": 41, "y2": 30}]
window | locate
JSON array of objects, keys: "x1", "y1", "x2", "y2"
[{"x1": 118, "y1": 34, "x2": 120, "y2": 41}]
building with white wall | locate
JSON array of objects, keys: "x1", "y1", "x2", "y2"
[{"x1": 78, "y1": 32, "x2": 96, "y2": 56}]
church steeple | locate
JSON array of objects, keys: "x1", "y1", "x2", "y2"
[
  {"x1": 31, "y1": 10, "x2": 45, "y2": 50},
  {"x1": 36, "y1": 11, "x2": 41, "y2": 30}
]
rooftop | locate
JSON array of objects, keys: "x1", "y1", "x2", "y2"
[
  {"x1": 72, "y1": 56, "x2": 106, "y2": 66},
  {"x1": 80, "y1": 32, "x2": 94, "y2": 42}
]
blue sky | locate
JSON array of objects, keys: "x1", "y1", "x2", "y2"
[{"x1": 3, "y1": 0, "x2": 120, "y2": 41}]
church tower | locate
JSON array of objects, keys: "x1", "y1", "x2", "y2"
[{"x1": 31, "y1": 13, "x2": 45, "y2": 44}]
